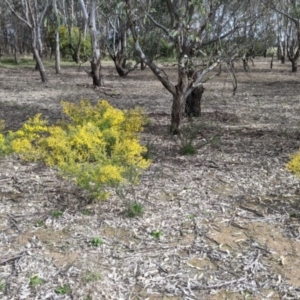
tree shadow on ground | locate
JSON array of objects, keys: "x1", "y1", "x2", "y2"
[{"x1": 0, "y1": 102, "x2": 63, "y2": 131}]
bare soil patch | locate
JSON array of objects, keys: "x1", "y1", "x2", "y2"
[{"x1": 0, "y1": 58, "x2": 300, "y2": 299}]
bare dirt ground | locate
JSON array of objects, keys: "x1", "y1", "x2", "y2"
[{"x1": 0, "y1": 58, "x2": 300, "y2": 300}]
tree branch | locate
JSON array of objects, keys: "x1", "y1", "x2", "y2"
[
  {"x1": 134, "y1": 39, "x2": 176, "y2": 96},
  {"x1": 146, "y1": 13, "x2": 172, "y2": 39},
  {"x1": 78, "y1": 0, "x2": 89, "y2": 21},
  {"x1": 184, "y1": 61, "x2": 220, "y2": 99},
  {"x1": 39, "y1": 0, "x2": 49, "y2": 26},
  {"x1": 3, "y1": 0, "x2": 32, "y2": 28}
]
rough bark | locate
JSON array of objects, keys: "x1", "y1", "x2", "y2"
[
  {"x1": 113, "y1": 57, "x2": 127, "y2": 77},
  {"x1": 171, "y1": 90, "x2": 185, "y2": 135},
  {"x1": 170, "y1": 56, "x2": 188, "y2": 134},
  {"x1": 185, "y1": 85, "x2": 204, "y2": 117},
  {"x1": 291, "y1": 59, "x2": 298, "y2": 72},
  {"x1": 140, "y1": 60, "x2": 146, "y2": 70}
]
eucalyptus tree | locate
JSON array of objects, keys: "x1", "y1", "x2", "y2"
[
  {"x1": 100, "y1": 0, "x2": 140, "y2": 77},
  {"x1": 276, "y1": 10, "x2": 288, "y2": 63},
  {"x1": 60, "y1": 0, "x2": 89, "y2": 63},
  {"x1": 4, "y1": 0, "x2": 49, "y2": 82},
  {"x1": 78, "y1": 0, "x2": 103, "y2": 86},
  {"x1": 266, "y1": 0, "x2": 300, "y2": 72},
  {"x1": 125, "y1": 0, "x2": 260, "y2": 133},
  {"x1": 0, "y1": 7, "x2": 17, "y2": 60},
  {"x1": 52, "y1": 0, "x2": 61, "y2": 73}
]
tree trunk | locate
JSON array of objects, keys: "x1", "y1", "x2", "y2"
[
  {"x1": 33, "y1": 47, "x2": 47, "y2": 82},
  {"x1": 91, "y1": 60, "x2": 102, "y2": 86},
  {"x1": 69, "y1": 31, "x2": 82, "y2": 63},
  {"x1": 171, "y1": 90, "x2": 185, "y2": 134},
  {"x1": 54, "y1": 29, "x2": 61, "y2": 74},
  {"x1": 281, "y1": 42, "x2": 286, "y2": 64},
  {"x1": 89, "y1": 1, "x2": 102, "y2": 85},
  {"x1": 114, "y1": 61, "x2": 126, "y2": 77},
  {"x1": 53, "y1": 0, "x2": 61, "y2": 74},
  {"x1": 185, "y1": 85, "x2": 204, "y2": 117},
  {"x1": 140, "y1": 60, "x2": 146, "y2": 70},
  {"x1": 13, "y1": 32, "x2": 19, "y2": 64},
  {"x1": 112, "y1": 54, "x2": 127, "y2": 77},
  {"x1": 170, "y1": 55, "x2": 189, "y2": 134},
  {"x1": 270, "y1": 54, "x2": 274, "y2": 70},
  {"x1": 291, "y1": 59, "x2": 298, "y2": 72},
  {"x1": 242, "y1": 58, "x2": 250, "y2": 71},
  {"x1": 263, "y1": 49, "x2": 267, "y2": 58},
  {"x1": 32, "y1": 29, "x2": 47, "y2": 82}
]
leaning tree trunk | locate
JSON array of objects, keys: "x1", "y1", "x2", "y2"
[
  {"x1": 35, "y1": 26, "x2": 44, "y2": 71},
  {"x1": 111, "y1": 52, "x2": 127, "y2": 77},
  {"x1": 32, "y1": 30, "x2": 47, "y2": 82},
  {"x1": 113, "y1": 59, "x2": 127, "y2": 77},
  {"x1": 33, "y1": 47, "x2": 47, "y2": 82}
]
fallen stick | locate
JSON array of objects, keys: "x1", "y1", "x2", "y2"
[
  {"x1": 0, "y1": 251, "x2": 27, "y2": 265},
  {"x1": 191, "y1": 277, "x2": 246, "y2": 290}
]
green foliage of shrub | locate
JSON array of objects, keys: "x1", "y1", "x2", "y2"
[
  {"x1": 29, "y1": 275, "x2": 43, "y2": 286},
  {"x1": 180, "y1": 142, "x2": 196, "y2": 155},
  {"x1": 51, "y1": 210, "x2": 63, "y2": 218},
  {"x1": 125, "y1": 201, "x2": 144, "y2": 218},
  {"x1": 150, "y1": 230, "x2": 162, "y2": 239},
  {"x1": 159, "y1": 38, "x2": 175, "y2": 58},
  {"x1": 47, "y1": 25, "x2": 91, "y2": 59},
  {"x1": 90, "y1": 237, "x2": 103, "y2": 247},
  {"x1": 0, "y1": 280, "x2": 5, "y2": 291},
  {"x1": 0, "y1": 100, "x2": 150, "y2": 200},
  {"x1": 55, "y1": 284, "x2": 72, "y2": 295}
]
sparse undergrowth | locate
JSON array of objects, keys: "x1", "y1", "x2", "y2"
[
  {"x1": 1, "y1": 61, "x2": 300, "y2": 299},
  {"x1": 125, "y1": 201, "x2": 144, "y2": 218}
]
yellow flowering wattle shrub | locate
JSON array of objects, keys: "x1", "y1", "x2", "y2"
[
  {"x1": 287, "y1": 151, "x2": 300, "y2": 175},
  {"x1": 0, "y1": 100, "x2": 150, "y2": 199}
]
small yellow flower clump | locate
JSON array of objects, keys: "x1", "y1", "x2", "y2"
[
  {"x1": 287, "y1": 151, "x2": 300, "y2": 175},
  {"x1": 0, "y1": 100, "x2": 151, "y2": 199}
]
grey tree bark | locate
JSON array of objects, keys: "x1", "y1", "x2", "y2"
[
  {"x1": 4, "y1": 0, "x2": 49, "y2": 82},
  {"x1": 53, "y1": 0, "x2": 61, "y2": 74},
  {"x1": 79, "y1": 0, "x2": 103, "y2": 86},
  {"x1": 126, "y1": 0, "x2": 251, "y2": 133}
]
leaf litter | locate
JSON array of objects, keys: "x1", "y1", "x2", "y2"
[{"x1": 0, "y1": 60, "x2": 300, "y2": 299}]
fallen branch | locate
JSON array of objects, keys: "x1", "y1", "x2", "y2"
[
  {"x1": 0, "y1": 251, "x2": 27, "y2": 265},
  {"x1": 239, "y1": 205, "x2": 265, "y2": 217},
  {"x1": 191, "y1": 277, "x2": 246, "y2": 290}
]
